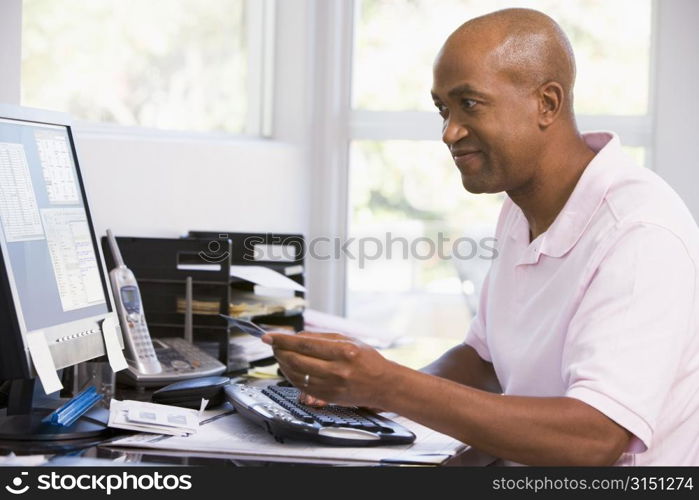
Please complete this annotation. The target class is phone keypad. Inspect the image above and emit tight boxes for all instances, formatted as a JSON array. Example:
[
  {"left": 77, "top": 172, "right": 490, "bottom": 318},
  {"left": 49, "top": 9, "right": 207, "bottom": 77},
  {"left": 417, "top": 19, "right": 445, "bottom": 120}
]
[
  {"left": 157, "top": 338, "right": 222, "bottom": 372},
  {"left": 128, "top": 319, "right": 158, "bottom": 361}
]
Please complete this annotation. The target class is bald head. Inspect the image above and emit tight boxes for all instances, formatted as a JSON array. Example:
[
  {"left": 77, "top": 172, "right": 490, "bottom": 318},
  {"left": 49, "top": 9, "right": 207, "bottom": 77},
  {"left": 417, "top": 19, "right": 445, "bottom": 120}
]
[
  {"left": 439, "top": 8, "right": 576, "bottom": 114},
  {"left": 431, "top": 9, "right": 587, "bottom": 196}
]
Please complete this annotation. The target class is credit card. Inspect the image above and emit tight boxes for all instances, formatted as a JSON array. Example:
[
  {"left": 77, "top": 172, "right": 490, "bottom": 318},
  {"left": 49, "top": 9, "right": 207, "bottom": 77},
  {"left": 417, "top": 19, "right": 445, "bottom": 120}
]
[{"left": 219, "top": 315, "right": 267, "bottom": 338}]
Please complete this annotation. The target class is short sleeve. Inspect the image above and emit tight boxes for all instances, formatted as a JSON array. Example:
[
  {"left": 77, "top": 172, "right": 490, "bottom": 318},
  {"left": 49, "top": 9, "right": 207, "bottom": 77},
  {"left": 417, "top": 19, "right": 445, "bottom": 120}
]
[{"left": 562, "top": 224, "right": 695, "bottom": 452}]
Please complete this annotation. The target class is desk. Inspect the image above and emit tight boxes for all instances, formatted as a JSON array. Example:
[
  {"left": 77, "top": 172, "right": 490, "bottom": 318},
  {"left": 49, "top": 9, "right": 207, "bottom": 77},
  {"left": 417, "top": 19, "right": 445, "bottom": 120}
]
[
  {"left": 90, "top": 440, "right": 495, "bottom": 467},
  {"left": 102, "top": 374, "right": 479, "bottom": 466},
  {"left": 0, "top": 403, "right": 493, "bottom": 467},
  {"left": 1, "top": 379, "right": 494, "bottom": 467},
  {"left": 1, "top": 336, "right": 495, "bottom": 467}
]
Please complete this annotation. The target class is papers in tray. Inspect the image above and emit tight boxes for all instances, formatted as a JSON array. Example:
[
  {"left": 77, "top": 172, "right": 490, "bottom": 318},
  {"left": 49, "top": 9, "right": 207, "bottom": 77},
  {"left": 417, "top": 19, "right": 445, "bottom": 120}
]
[
  {"left": 175, "top": 291, "right": 305, "bottom": 318},
  {"left": 105, "top": 407, "right": 467, "bottom": 466},
  {"left": 228, "top": 291, "right": 305, "bottom": 318},
  {"left": 229, "top": 265, "right": 305, "bottom": 292},
  {"left": 108, "top": 399, "right": 206, "bottom": 437}
]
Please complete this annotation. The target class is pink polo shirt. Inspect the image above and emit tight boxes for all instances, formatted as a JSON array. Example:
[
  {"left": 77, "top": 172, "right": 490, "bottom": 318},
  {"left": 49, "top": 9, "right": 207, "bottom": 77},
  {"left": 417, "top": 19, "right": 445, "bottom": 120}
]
[{"left": 465, "top": 132, "right": 699, "bottom": 466}]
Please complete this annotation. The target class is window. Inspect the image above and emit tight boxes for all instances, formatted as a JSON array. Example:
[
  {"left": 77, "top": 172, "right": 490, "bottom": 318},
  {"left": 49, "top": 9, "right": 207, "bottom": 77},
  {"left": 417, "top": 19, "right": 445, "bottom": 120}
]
[
  {"left": 353, "top": 0, "right": 652, "bottom": 115},
  {"left": 21, "top": 0, "right": 266, "bottom": 135},
  {"left": 348, "top": 140, "right": 502, "bottom": 340},
  {"left": 346, "top": 0, "right": 654, "bottom": 341}
]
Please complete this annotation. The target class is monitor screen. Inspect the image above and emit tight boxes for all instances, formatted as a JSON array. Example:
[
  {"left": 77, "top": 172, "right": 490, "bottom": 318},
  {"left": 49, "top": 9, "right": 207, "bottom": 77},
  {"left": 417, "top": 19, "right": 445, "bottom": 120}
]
[{"left": 0, "top": 117, "right": 109, "bottom": 333}]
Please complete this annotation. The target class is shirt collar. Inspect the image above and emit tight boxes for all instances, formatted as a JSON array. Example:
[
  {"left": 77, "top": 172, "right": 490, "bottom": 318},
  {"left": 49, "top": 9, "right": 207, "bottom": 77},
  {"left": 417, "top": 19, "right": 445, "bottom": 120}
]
[{"left": 511, "top": 131, "right": 629, "bottom": 262}]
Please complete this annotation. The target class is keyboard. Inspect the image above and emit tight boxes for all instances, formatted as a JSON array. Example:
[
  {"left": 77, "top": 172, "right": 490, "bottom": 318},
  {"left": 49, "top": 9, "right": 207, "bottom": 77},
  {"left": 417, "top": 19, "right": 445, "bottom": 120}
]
[{"left": 224, "top": 383, "right": 416, "bottom": 446}]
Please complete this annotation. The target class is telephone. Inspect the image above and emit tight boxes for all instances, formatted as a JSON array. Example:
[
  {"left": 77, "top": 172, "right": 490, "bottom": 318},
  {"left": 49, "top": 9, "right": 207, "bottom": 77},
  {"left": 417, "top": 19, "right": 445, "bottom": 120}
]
[{"left": 107, "top": 229, "right": 226, "bottom": 387}]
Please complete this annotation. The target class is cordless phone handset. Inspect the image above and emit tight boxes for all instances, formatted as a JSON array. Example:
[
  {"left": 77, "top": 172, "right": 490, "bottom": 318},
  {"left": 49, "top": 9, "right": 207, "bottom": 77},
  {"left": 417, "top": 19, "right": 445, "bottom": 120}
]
[{"left": 107, "top": 229, "right": 162, "bottom": 375}]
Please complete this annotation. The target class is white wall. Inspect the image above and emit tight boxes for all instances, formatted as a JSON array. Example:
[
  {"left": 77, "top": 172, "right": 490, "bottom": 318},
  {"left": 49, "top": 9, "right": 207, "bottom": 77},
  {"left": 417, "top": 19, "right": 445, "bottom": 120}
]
[
  {"left": 653, "top": 0, "right": 699, "bottom": 221},
  {"left": 75, "top": 132, "right": 310, "bottom": 240},
  {"left": 73, "top": 0, "right": 316, "bottom": 246}
]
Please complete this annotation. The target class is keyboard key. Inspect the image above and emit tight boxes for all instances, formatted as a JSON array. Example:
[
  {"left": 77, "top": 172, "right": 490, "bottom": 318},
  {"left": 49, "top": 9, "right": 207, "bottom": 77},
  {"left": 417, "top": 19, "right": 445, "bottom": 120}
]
[{"left": 262, "top": 386, "right": 386, "bottom": 429}]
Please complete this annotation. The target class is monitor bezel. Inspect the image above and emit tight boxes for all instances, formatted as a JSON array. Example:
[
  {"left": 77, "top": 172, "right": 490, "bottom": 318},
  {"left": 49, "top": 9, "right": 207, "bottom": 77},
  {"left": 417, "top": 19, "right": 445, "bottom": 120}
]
[{"left": 0, "top": 103, "right": 118, "bottom": 376}]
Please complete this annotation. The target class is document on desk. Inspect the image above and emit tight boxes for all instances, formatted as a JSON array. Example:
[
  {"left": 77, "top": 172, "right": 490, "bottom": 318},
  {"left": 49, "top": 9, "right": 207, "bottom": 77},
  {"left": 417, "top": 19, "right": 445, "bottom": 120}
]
[
  {"left": 108, "top": 399, "right": 204, "bottom": 437},
  {"left": 106, "top": 408, "right": 466, "bottom": 465}
]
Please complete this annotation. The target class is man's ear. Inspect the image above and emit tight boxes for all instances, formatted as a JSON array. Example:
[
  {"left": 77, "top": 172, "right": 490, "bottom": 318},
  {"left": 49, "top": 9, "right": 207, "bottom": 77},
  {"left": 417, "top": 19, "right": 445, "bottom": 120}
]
[{"left": 537, "top": 81, "right": 565, "bottom": 128}]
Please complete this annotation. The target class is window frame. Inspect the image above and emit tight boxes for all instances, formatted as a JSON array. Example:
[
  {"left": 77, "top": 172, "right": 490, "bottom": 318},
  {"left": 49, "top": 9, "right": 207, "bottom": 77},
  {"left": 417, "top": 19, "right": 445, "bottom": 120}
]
[
  {"left": 3, "top": 0, "right": 275, "bottom": 141},
  {"left": 350, "top": 111, "right": 655, "bottom": 148},
  {"left": 349, "top": 0, "right": 659, "bottom": 164},
  {"left": 309, "top": 0, "right": 662, "bottom": 315},
  {"left": 0, "top": 0, "right": 22, "bottom": 106}
]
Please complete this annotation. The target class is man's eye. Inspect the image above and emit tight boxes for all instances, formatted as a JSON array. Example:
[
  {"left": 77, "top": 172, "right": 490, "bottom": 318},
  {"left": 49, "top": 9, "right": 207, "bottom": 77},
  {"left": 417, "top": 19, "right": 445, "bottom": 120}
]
[
  {"left": 462, "top": 98, "right": 478, "bottom": 109},
  {"left": 435, "top": 104, "right": 448, "bottom": 118}
]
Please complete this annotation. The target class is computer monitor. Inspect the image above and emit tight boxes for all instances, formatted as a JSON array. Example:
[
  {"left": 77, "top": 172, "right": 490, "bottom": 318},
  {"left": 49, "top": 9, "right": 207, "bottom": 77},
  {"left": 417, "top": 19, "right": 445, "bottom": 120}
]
[{"left": 0, "top": 104, "right": 117, "bottom": 441}]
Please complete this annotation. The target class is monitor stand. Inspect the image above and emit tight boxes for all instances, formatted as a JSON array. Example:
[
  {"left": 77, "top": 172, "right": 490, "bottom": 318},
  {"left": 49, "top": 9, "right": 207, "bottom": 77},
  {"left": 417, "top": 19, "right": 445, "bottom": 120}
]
[{"left": 0, "top": 379, "right": 111, "bottom": 445}]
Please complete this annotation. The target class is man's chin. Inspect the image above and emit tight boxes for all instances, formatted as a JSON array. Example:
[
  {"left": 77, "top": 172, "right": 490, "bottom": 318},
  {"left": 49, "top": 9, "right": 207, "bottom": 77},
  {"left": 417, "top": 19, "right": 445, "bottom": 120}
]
[{"left": 461, "top": 175, "right": 492, "bottom": 194}]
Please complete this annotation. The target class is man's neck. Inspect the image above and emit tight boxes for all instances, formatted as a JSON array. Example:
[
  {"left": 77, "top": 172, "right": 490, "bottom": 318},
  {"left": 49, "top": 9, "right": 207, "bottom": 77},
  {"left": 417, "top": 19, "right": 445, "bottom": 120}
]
[{"left": 508, "top": 132, "right": 596, "bottom": 242}]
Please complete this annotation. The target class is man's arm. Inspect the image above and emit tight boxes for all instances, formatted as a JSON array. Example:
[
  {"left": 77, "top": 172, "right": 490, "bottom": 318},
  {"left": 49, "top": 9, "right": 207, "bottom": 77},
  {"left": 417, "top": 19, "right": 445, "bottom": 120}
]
[
  {"left": 420, "top": 343, "right": 501, "bottom": 394},
  {"left": 264, "top": 333, "right": 630, "bottom": 466},
  {"left": 387, "top": 363, "right": 631, "bottom": 466}
]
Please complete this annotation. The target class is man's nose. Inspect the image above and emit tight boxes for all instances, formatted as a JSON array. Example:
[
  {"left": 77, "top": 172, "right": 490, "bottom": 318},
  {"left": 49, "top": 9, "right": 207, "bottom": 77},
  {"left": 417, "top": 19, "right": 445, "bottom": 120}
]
[{"left": 442, "top": 116, "right": 469, "bottom": 146}]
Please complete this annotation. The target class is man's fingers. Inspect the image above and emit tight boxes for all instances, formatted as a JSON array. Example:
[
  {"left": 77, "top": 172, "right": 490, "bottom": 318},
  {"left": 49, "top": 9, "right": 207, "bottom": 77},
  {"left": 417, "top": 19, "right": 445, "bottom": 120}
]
[
  {"left": 274, "top": 350, "right": 334, "bottom": 385},
  {"left": 278, "top": 364, "right": 331, "bottom": 397},
  {"left": 263, "top": 333, "right": 358, "bottom": 361},
  {"left": 296, "top": 331, "right": 348, "bottom": 341},
  {"left": 299, "top": 392, "right": 328, "bottom": 407}
]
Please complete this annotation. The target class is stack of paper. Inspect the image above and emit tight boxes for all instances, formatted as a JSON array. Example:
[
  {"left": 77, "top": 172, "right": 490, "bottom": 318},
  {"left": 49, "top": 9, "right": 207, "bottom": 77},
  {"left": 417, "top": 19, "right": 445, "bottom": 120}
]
[
  {"left": 175, "top": 296, "right": 221, "bottom": 315},
  {"left": 175, "top": 292, "right": 306, "bottom": 318},
  {"left": 106, "top": 409, "right": 468, "bottom": 466},
  {"left": 228, "top": 291, "right": 305, "bottom": 318},
  {"left": 231, "top": 332, "right": 275, "bottom": 360},
  {"left": 195, "top": 334, "right": 275, "bottom": 372},
  {"left": 108, "top": 399, "right": 205, "bottom": 437}
]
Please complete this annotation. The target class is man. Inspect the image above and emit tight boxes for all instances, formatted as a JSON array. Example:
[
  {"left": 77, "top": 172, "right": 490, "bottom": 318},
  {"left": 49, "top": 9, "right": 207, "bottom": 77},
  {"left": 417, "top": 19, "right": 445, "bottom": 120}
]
[{"left": 262, "top": 8, "right": 699, "bottom": 465}]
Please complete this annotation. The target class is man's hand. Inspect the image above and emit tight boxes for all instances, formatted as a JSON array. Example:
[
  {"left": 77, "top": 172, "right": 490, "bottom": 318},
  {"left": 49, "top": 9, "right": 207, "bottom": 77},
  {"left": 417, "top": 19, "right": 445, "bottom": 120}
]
[{"left": 261, "top": 331, "right": 396, "bottom": 408}]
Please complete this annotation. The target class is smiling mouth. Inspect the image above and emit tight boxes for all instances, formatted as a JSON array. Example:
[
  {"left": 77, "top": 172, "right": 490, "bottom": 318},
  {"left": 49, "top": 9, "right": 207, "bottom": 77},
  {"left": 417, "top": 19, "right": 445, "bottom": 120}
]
[
  {"left": 452, "top": 150, "right": 482, "bottom": 168},
  {"left": 453, "top": 151, "right": 480, "bottom": 160}
]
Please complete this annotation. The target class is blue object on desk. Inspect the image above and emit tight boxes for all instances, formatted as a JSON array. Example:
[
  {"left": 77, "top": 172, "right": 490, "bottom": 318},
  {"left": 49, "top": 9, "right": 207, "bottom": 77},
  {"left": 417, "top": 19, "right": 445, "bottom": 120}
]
[{"left": 42, "top": 386, "right": 104, "bottom": 427}]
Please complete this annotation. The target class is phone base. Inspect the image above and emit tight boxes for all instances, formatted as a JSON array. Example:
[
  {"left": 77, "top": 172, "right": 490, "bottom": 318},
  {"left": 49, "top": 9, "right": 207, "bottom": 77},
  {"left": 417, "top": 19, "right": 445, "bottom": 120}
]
[{"left": 117, "top": 337, "right": 227, "bottom": 388}]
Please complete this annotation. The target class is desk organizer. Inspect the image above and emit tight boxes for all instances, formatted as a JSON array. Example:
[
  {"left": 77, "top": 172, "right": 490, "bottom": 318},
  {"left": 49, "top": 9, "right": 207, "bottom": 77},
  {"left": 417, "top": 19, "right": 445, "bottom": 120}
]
[{"left": 100, "top": 232, "right": 306, "bottom": 372}]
